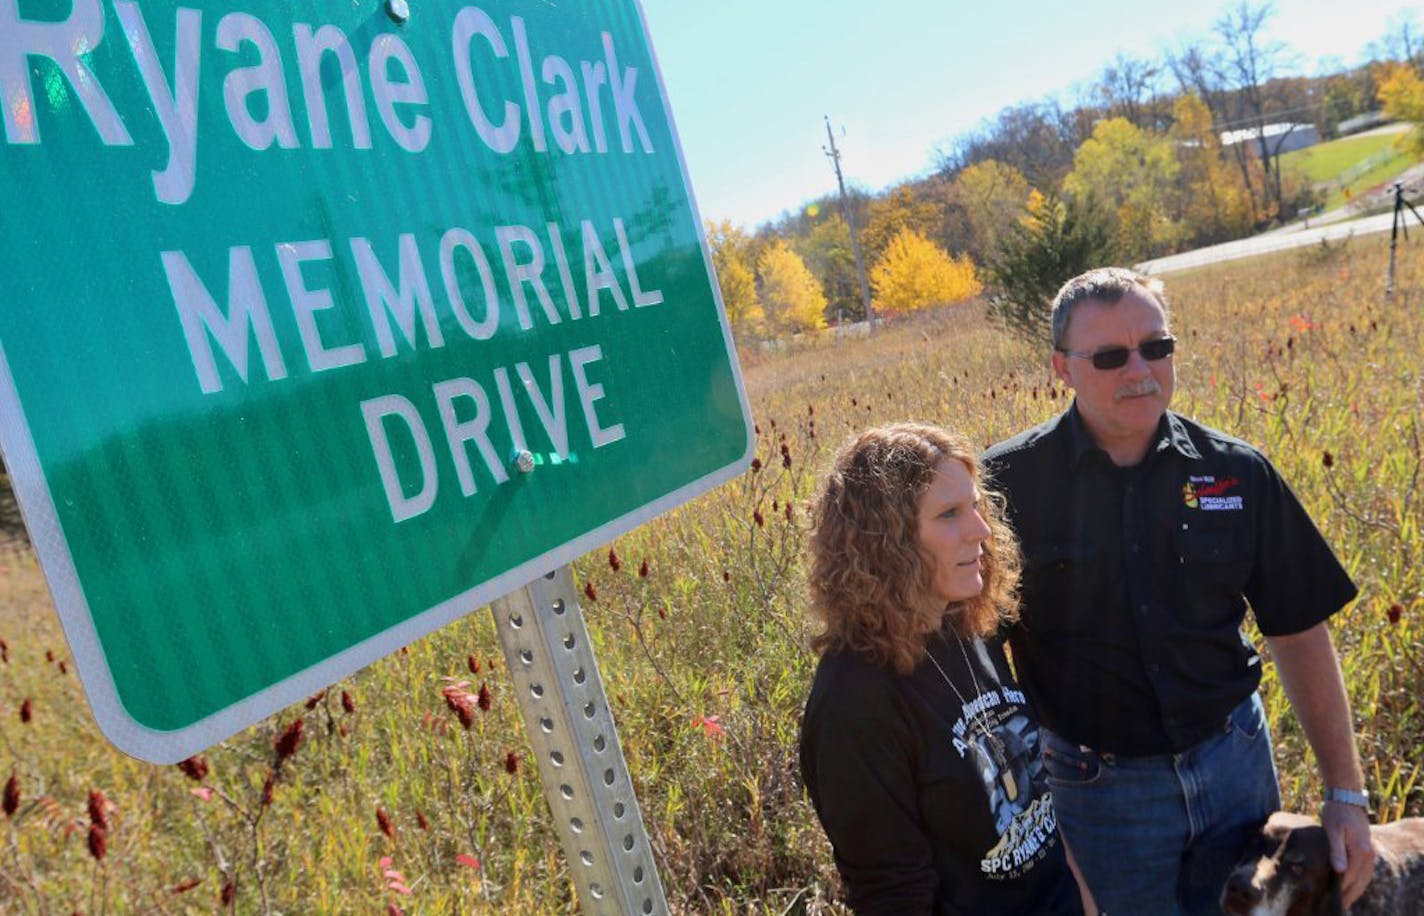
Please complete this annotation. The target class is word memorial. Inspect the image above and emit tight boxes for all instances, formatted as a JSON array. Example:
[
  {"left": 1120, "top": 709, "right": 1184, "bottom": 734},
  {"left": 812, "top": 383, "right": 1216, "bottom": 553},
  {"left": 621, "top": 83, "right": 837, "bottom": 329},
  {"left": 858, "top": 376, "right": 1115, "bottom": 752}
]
[{"left": 0, "top": 0, "right": 750, "bottom": 764}]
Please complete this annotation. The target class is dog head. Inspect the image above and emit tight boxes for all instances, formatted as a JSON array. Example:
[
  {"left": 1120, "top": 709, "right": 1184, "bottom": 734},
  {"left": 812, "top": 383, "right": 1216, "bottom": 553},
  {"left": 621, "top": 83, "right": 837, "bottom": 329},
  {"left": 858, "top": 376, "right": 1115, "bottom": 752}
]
[{"left": 1220, "top": 812, "right": 1342, "bottom": 916}]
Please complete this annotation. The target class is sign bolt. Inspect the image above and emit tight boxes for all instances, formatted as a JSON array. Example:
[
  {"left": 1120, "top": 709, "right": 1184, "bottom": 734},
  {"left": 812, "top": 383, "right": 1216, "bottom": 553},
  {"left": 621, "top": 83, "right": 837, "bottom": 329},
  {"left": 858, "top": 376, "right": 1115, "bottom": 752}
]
[
  {"left": 385, "top": 0, "right": 409, "bottom": 23},
  {"left": 515, "top": 450, "right": 535, "bottom": 474}
]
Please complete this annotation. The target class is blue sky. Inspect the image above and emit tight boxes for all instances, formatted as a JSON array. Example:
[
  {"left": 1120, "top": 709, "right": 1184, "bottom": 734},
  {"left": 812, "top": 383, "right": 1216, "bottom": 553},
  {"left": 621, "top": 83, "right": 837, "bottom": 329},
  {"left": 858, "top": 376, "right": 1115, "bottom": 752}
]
[{"left": 639, "top": 0, "right": 1418, "bottom": 229}]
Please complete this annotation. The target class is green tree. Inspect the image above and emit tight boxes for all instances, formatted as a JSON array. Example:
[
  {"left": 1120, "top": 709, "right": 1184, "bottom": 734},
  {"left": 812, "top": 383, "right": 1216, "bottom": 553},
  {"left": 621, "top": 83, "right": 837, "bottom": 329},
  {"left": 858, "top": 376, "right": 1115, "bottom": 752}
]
[
  {"left": 705, "top": 220, "right": 765, "bottom": 341},
  {"left": 1317, "top": 72, "right": 1368, "bottom": 139},
  {"left": 1064, "top": 117, "right": 1184, "bottom": 259},
  {"left": 758, "top": 241, "right": 827, "bottom": 334},
  {"left": 869, "top": 228, "right": 981, "bottom": 316},
  {"left": 792, "top": 214, "right": 862, "bottom": 322},
  {"left": 985, "top": 189, "right": 1117, "bottom": 345},
  {"left": 950, "top": 160, "right": 1032, "bottom": 260}
]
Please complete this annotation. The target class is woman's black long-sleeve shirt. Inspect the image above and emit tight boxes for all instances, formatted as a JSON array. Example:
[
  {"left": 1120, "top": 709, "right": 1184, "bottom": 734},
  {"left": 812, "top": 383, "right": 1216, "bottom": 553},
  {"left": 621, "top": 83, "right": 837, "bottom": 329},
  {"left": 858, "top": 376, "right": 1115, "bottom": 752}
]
[{"left": 799, "top": 630, "right": 1081, "bottom": 916}]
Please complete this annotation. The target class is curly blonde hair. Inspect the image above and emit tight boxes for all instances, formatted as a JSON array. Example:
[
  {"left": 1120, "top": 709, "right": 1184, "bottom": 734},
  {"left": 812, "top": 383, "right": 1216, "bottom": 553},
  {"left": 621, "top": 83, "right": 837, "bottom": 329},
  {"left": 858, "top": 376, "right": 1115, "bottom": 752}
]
[{"left": 808, "top": 423, "right": 1021, "bottom": 675}]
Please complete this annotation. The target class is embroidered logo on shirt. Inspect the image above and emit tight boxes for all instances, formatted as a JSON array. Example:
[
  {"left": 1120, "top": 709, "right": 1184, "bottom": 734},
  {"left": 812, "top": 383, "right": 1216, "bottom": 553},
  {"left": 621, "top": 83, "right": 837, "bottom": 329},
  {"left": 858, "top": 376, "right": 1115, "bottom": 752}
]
[{"left": 1183, "top": 475, "right": 1243, "bottom": 511}]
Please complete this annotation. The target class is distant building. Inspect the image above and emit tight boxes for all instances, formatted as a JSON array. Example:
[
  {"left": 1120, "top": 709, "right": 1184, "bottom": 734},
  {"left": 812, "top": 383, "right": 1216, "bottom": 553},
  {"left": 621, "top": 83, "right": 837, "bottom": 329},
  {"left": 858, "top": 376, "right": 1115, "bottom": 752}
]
[
  {"left": 1336, "top": 111, "right": 1387, "bottom": 136},
  {"left": 1218, "top": 122, "right": 1319, "bottom": 155}
]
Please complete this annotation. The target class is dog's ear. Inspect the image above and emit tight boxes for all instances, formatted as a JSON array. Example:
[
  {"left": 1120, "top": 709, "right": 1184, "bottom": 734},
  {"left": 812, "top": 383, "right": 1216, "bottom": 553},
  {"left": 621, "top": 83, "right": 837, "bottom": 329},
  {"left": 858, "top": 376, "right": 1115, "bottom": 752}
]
[{"left": 1315, "top": 866, "right": 1344, "bottom": 916}]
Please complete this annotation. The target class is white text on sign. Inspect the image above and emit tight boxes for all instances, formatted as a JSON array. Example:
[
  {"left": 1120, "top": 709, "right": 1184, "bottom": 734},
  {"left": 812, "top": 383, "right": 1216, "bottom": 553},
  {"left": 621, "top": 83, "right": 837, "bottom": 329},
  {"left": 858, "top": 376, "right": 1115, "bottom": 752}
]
[{"left": 0, "top": 1, "right": 655, "bottom": 205}]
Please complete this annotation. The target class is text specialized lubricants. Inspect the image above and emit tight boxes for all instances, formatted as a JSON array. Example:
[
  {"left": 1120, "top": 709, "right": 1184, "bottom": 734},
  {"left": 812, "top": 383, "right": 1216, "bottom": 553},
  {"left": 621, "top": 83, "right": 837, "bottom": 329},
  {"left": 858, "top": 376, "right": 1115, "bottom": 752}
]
[{"left": 2, "top": 1, "right": 667, "bottom": 524}]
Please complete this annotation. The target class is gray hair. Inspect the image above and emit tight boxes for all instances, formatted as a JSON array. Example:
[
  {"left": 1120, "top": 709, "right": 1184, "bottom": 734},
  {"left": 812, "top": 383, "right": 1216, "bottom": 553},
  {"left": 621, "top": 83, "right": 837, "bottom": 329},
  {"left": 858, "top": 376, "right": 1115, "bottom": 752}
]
[{"left": 1050, "top": 267, "right": 1169, "bottom": 350}]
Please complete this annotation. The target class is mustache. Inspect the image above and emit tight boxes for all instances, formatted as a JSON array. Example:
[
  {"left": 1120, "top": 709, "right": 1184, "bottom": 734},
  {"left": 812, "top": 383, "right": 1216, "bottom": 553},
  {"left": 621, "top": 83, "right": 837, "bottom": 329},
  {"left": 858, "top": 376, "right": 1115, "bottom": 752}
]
[{"left": 1115, "top": 379, "right": 1162, "bottom": 400}]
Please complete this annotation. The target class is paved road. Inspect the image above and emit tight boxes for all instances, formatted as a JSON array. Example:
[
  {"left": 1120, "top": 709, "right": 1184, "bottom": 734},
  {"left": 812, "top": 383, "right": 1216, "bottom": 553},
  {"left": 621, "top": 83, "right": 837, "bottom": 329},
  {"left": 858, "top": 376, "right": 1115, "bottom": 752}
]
[
  {"left": 1135, "top": 211, "right": 1399, "bottom": 275},
  {"left": 1138, "top": 141, "right": 1424, "bottom": 275}
]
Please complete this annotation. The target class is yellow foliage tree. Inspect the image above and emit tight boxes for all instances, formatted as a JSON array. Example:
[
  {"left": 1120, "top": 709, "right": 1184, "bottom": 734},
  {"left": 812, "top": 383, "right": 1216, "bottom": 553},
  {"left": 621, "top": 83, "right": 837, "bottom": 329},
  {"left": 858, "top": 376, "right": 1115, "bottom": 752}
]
[
  {"left": 1378, "top": 63, "right": 1424, "bottom": 155},
  {"left": 950, "top": 160, "right": 1032, "bottom": 256},
  {"left": 758, "top": 241, "right": 827, "bottom": 333},
  {"left": 1021, "top": 188, "right": 1048, "bottom": 227},
  {"left": 1064, "top": 117, "right": 1184, "bottom": 257},
  {"left": 869, "top": 228, "right": 981, "bottom": 316},
  {"left": 705, "top": 219, "right": 765, "bottom": 340},
  {"left": 862, "top": 184, "right": 941, "bottom": 267},
  {"left": 1169, "top": 95, "right": 1255, "bottom": 244}
]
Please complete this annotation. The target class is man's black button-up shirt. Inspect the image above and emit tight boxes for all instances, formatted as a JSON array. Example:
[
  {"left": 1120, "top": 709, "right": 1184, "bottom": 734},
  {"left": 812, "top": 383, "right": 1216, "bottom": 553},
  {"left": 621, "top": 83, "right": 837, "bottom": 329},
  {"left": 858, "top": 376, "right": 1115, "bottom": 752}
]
[{"left": 984, "top": 405, "right": 1357, "bottom": 756}]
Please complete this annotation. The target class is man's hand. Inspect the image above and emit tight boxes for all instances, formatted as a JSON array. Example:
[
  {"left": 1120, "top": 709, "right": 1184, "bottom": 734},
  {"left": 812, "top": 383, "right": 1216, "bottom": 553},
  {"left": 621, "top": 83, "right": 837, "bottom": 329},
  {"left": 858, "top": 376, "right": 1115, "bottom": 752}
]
[
  {"left": 1267, "top": 625, "right": 1375, "bottom": 905},
  {"left": 1322, "top": 800, "right": 1375, "bottom": 907}
]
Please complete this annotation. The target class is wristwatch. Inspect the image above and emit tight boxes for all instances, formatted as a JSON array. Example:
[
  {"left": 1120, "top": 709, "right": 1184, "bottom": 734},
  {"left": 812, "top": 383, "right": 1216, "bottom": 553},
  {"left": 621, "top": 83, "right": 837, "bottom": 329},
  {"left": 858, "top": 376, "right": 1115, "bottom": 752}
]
[{"left": 1323, "top": 787, "right": 1370, "bottom": 810}]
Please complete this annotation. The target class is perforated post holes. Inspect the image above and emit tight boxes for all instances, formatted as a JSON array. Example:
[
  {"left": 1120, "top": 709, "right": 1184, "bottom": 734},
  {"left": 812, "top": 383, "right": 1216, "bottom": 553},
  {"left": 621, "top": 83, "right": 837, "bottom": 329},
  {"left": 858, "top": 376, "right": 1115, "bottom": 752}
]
[{"left": 489, "top": 566, "right": 669, "bottom": 914}]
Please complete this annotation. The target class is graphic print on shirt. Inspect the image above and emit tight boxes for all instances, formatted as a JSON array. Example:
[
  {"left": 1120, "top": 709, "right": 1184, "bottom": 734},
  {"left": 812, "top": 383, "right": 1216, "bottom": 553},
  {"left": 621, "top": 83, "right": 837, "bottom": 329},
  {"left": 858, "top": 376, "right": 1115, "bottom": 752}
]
[
  {"left": 950, "top": 687, "right": 1059, "bottom": 880},
  {"left": 1182, "top": 475, "right": 1244, "bottom": 511}
]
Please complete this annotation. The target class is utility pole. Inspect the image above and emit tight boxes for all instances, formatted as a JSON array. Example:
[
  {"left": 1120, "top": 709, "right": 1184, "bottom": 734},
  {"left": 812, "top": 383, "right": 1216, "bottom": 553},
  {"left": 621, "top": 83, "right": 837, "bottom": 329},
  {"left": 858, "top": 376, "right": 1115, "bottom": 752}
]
[{"left": 823, "top": 116, "right": 875, "bottom": 327}]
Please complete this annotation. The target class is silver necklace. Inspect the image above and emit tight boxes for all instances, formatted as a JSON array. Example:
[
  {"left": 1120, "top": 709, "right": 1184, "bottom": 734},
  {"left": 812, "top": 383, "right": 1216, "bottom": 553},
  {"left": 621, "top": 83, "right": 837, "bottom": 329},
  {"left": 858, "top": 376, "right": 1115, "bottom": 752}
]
[{"left": 925, "top": 631, "right": 1021, "bottom": 802}]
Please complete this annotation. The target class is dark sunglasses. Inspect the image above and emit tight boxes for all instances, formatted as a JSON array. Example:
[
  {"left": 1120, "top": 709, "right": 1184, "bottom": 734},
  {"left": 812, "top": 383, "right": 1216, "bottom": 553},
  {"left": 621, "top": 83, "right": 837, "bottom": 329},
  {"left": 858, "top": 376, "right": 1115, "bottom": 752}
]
[{"left": 1057, "top": 336, "right": 1176, "bottom": 370}]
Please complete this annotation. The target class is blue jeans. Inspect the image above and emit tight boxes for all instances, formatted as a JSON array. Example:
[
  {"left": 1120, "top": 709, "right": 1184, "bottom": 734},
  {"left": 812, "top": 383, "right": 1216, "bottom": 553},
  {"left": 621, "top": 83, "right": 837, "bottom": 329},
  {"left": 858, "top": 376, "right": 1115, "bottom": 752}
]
[{"left": 1041, "top": 694, "right": 1281, "bottom": 916}]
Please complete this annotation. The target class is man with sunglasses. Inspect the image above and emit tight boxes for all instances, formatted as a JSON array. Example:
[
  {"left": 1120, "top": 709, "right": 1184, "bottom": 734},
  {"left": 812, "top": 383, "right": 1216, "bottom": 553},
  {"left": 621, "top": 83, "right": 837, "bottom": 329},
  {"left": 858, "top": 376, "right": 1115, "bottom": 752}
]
[{"left": 983, "top": 267, "right": 1373, "bottom": 915}]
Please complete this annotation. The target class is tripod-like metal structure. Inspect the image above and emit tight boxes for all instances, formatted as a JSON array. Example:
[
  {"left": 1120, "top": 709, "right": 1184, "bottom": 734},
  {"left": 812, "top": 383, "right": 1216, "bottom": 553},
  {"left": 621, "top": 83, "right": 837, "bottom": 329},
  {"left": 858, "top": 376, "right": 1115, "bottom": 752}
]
[{"left": 1386, "top": 182, "right": 1424, "bottom": 299}]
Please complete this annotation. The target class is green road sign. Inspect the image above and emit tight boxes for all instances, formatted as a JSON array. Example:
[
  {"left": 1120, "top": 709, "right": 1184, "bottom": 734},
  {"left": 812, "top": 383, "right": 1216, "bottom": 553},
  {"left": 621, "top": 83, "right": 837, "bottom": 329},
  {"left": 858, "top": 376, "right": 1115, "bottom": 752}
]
[{"left": 0, "top": 0, "right": 751, "bottom": 763}]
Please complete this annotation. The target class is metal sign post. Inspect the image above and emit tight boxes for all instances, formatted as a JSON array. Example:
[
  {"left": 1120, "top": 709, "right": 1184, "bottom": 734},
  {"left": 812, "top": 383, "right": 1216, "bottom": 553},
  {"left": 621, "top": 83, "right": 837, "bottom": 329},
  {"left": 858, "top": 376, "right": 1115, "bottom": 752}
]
[{"left": 492, "top": 566, "right": 667, "bottom": 914}]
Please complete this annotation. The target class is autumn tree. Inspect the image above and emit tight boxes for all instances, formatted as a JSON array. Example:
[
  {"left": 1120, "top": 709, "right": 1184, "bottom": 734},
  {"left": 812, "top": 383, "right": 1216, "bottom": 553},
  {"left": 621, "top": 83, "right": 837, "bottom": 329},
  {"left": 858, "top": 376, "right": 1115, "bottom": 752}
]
[
  {"left": 861, "top": 184, "right": 941, "bottom": 268},
  {"left": 793, "top": 213, "right": 863, "bottom": 322},
  {"left": 903, "top": 177, "right": 976, "bottom": 266},
  {"left": 950, "top": 160, "right": 1032, "bottom": 259},
  {"left": 869, "top": 228, "right": 981, "bottom": 317},
  {"left": 1214, "top": 0, "right": 1298, "bottom": 218},
  {"left": 705, "top": 220, "right": 765, "bottom": 341},
  {"left": 766, "top": 191, "right": 870, "bottom": 245},
  {"left": 1094, "top": 52, "right": 1168, "bottom": 130},
  {"left": 986, "top": 189, "right": 1117, "bottom": 345},
  {"left": 1316, "top": 69, "right": 1374, "bottom": 139},
  {"left": 1170, "top": 94, "right": 1255, "bottom": 244},
  {"left": 938, "top": 101, "right": 1082, "bottom": 189},
  {"left": 1379, "top": 62, "right": 1424, "bottom": 155},
  {"left": 1166, "top": 40, "right": 1230, "bottom": 124},
  {"left": 1063, "top": 117, "right": 1183, "bottom": 258},
  {"left": 758, "top": 241, "right": 827, "bottom": 334}
]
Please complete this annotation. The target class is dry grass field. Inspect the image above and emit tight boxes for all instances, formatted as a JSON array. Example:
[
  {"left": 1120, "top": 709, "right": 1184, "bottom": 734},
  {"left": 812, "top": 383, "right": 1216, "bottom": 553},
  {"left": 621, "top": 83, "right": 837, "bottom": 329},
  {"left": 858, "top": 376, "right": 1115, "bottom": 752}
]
[{"left": 1, "top": 237, "right": 1420, "bottom": 913}]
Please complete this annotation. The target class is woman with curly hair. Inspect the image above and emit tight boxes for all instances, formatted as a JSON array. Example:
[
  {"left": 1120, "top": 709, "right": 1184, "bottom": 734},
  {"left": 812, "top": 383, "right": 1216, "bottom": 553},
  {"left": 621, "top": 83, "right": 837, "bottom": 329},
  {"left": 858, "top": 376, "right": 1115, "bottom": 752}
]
[{"left": 799, "top": 423, "right": 1087, "bottom": 915}]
